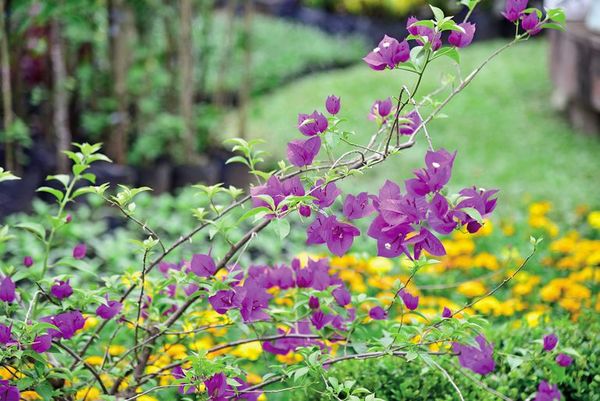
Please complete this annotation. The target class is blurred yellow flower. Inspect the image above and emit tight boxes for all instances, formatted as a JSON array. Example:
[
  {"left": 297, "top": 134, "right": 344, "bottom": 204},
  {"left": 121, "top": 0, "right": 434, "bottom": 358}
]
[
  {"left": 84, "top": 356, "right": 103, "bottom": 366},
  {"left": 588, "top": 211, "right": 600, "bottom": 229},
  {"left": 457, "top": 281, "right": 487, "bottom": 297},
  {"left": 20, "top": 391, "right": 42, "bottom": 400},
  {"left": 75, "top": 387, "right": 101, "bottom": 401},
  {"left": 231, "top": 341, "right": 263, "bottom": 361},
  {"left": 367, "top": 257, "right": 393, "bottom": 275}
]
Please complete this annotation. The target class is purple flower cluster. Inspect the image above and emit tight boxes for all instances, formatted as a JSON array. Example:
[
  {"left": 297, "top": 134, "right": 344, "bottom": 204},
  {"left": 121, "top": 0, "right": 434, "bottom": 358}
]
[
  {"left": 0, "top": 276, "right": 15, "bottom": 303},
  {"left": 0, "top": 380, "right": 19, "bottom": 401},
  {"left": 171, "top": 370, "right": 262, "bottom": 401},
  {"left": 535, "top": 380, "right": 561, "bottom": 401},
  {"left": 251, "top": 176, "right": 306, "bottom": 217},
  {"left": 363, "top": 16, "right": 477, "bottom": 72},
  {"left": 368, "top": 149, "right": 497, "bottom": 260},
  {"left": 40, "top": 310, "right": 86, "bottom": 340},
  {"left": 208, "top": 257, "right": 356, "bottom": 337},
  {"left": 502, "top": 0, "right": 543, "bottom": 35},
  {"left": 452, "top": 334, "right": 495, "bottom": 375}
]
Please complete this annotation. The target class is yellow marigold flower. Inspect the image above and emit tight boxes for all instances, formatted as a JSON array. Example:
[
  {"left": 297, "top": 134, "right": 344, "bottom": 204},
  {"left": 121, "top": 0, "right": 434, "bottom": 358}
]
[
  {"left": 165, "top": 344, "right": 187, "bottom": 360},
  {"left": 339, "top": 270, "right": 367, "bottom": 293},
  {"left": 565, "top": 283, "right": 591, "bottom": 299},
  {"left": 559, "top": 298, "right": 581, "bottom": 313},
  {"left": 84, "top": 316, "right": 99, "bottom": 331},
  {"left": 108, "top": 345, "right": 126, "bottom": 356},
  {"left": 473, "top": 252, "right": 500, "bottom": 270},
  {"left": 588, "top": 211, "right": 600, "bottom": 229},
  {"left": 137, "top": 396, "right": 159, "bottom": 401},
  {"left": 84, "top": 356, "right": 103, "bottom": 366},
  {"left": 540, "top": 278, "right": 568, "bottom": 302},
  {"left": 457, "top": 281, "right": 487, "bottom": 297},
  {"left": 331, "top": 255, "right": 357, "bottom": 269},
  {"left": 367, "top": 257, "right": 393, "bottom": 275},
  {"left": 75, "top": 387, "right": 101, "bottom": 401},
  {"left": 276, "top": 352, "right": 303, "bottom": 364},
  {"left": 231, "top": 341, "right": 263, "bottom": 361},
  {"left": 258, "top": 394, "right": 267, "bottom": 401},
  {"left": 20, "top": 391, "right": 42, "bottom": 400},
  {"left": 529, "top": 201, "right": 552, "bottom": 216},
  {"left": 473, "top": 296, "right": 502, "bottom": 316},
  {"left": 0, "top": 366, "right": 23, "bottom": 380},
  {"left": 525, "top": 311, "right": 543, "bottom": 327},
  {"left": 550, "top": 231, "right": 579, "bottom": 253}
]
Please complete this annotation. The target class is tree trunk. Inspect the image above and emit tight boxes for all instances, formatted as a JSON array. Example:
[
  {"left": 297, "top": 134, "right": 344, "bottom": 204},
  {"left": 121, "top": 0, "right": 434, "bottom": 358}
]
[
  {"left": 50, "top": 19, "right": 71, "bottom": 173},
  {"left": 238, "top": 0, "right": 253, "bottom": 139},
  {"left": 0, "top": 0, "right": 14, "bottom": 170},
  {"left": 107, "top": 0, "right": 133, "bottom": 165},
  {"left": 179, "top": 0, "right": 195, "bottom": 163},
  {"left": 214, "top": 0, "right": 238, "bottom": 109}
]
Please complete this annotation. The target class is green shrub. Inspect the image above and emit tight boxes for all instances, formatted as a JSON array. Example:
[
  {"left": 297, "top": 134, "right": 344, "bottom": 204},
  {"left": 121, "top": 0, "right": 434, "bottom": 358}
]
[{"left": 292, "top": 312, "right": 600, "bottom": 401}]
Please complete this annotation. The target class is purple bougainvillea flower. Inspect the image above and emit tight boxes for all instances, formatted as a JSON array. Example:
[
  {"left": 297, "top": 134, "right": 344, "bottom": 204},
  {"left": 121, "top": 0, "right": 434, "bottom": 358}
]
[
  {"left": 556, "top": 353, "right": 573, "bottom": 367},
  {"left": 235, "top": 280, "right": 272, "bottom": 323},
  {"left": 448, "top": 22, "right": 476, "bottom": 48},
  {"left": 502, "top": 0, "right": 528, "bottom": 22},
  {"left": 367, "top": 216, "right": 412, "bottom": 259},
  {"left": 205, "top": 373, "right": 234, "bottom": 401},
  {"left": 308, "top": 258, "right": 333, "bottom": 291},
  {"left": 23, "top": 256, "right": 33, "bottom": 267},
  {"left": 287, "top": 136, "right": 322, "bottom": 168},
  {"left": 50, "top": 280, "right": 73, "bottom": 300},
  {"left": 308, "top": 296, "right": 320, "bottom": 309},
  {"left": 209, "top": 289, "right": 237, "bottom": 314},
  {"left": 332, "top": 286, "right": 351, "bottom": 307},
  {"left": 398, "top": 110, "right": 422, "bottom": 136},
  {"left": 534, "top": 381, "right": 561, "bottom": 401},
  {"left": 325, "top": 95, "right": 341, "bottom": 115},
  {"left": 0, "top": 324, "right": 12, "bottom": 344},
  {"left": 321, "top": 216, "right": 360, "bottom": 256},
  {"left": 306, "top": 213, "right": 327, "bottom": 246},
  {"left": 363, "top": 35, "right": 410, "bottom": 70},
  {"left": 251, "top": 176, "right": 306, "bottom": 218},
  {"left": 378, "top": 193, "right": 428, "bottom": 227},
  {"left": 452, "top": 334, "right": 495, "bottom": 375},
  {"left": 442, "top": 307, "right": 452, "bottom": 318},
  {"left": 369, "top": 98, "right": 393, "bottom": 119},
  {"left": 298, "top": 111, "right": 328, "bottom": 136},
  {"left": 543, "top": 333, "right": 558, "bottom": 352},
  {"left": 369, "top": 306, "right": 388, "bottom": 320},
  {"left": 405, "top": 149, "right": 456, "bottom": 197},
  {"left": 399, "top": 290, "right": 419, "bottom": 310},
  {"left": 96, "top": 298, "right": 123, "bottom": 320},
  {"left": 428, "top": 193, "right": 458, "bottom": 235},
  {"left": 343, "top": 192, "right": 375, "bottom": 220},
  {"left": 407, "top": 16, "right": 442, "bottom": 50},
  {"left": 72, "top": 243, "right": 87, "bottom": 259},
  {"left": 0, "top": 380, "right": 20, "bottom": 401},
  {"left": 0, "top": 277, "right": 15, "bottom": 303},
  {"left": 310, "top": 310, "right": 334, "bottom": 330},
  {"left": 190, "top": 253, "right": 216, "bottom": 278},
  {"left": 264, "top": 265, "right": 295, "bottom": 290},
  {"left": 311, "top": 180, "right": 341, "bottom": 209},
  {"left": 31, "top": 334, "right": 52, "bottom": 353},
  {"left": 406, "top": 227, "right": 446, "bottom": 259},
  {"left": 454, "top": 187, "right": 499, "bottom": 233},
  {"left": 43, "top": 310, "right": 86, "bottom": 339},
  {"left": 521, "top": 12, "right": 542, "bottom": 35}
]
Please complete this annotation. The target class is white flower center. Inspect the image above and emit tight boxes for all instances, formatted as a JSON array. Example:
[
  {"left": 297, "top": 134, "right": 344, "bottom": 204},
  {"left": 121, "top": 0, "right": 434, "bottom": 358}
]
[
  {"left": 432, "top": 162, "right": 441, "bottom": 168},
  {"left": 373, "top": 47, "right": 381, "bottom": 53},
  {"left": 382, "top": 42, "right": 391, "bottom": 48}
]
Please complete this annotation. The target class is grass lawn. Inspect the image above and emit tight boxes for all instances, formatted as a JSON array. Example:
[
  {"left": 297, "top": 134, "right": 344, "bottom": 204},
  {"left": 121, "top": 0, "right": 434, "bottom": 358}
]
[{"left": 223, "top": 39, "right": 600, "bottom": 216}]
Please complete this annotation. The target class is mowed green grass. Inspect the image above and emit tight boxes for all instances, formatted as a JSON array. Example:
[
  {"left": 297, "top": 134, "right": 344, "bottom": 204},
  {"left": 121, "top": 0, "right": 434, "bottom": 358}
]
[{"left": 223, "top": 39, "right": 600, "bottom": 216}]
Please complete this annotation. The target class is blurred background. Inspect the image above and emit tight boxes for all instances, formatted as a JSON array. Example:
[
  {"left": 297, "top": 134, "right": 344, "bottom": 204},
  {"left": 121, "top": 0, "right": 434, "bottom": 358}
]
[{"left": 0, "top": 0, "right": 598, "bottom": 217}]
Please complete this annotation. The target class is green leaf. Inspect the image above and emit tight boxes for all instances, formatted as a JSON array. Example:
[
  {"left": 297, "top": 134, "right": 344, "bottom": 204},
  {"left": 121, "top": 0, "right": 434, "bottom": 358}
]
[
  {"left": 15, "top": 222, "right": 46, "bottom": 240},
  {"left": 543, "top": 23, "right": 566, "bottom": 32},
  {"left": 237, "top": 207, "right": 271, "bottom": 224},
  {"left": 46, "top": 174, "right": 70, "bottom": 187},
  {"left": 0, "top": 168, "right": 20, "bottom": 182},
  {"left": 429, "top": 5, "right": 444, "bottom": 22},
  {"left": 37, "top": 186, "right": 64, "bottom": 202},
  {"left": 548, "top": 8, "right": 566, "bottom": 24},
  {"left": 460, "top": 207, "right": 483, "bottom": 223},
  {"left": 274, "top": 218, "right": 291, "bottom": 240}
]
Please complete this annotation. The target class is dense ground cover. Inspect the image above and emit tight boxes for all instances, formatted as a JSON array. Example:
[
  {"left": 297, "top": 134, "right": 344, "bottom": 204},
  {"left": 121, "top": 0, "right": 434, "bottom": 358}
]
[{"left": 224, "top": 39, "right": 600, "bottom": 214}]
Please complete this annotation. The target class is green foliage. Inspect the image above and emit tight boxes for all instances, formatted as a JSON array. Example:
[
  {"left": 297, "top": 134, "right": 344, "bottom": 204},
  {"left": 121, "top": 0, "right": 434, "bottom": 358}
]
[{"left": 290, "top": 312, "right": 600, "bottom": 401}]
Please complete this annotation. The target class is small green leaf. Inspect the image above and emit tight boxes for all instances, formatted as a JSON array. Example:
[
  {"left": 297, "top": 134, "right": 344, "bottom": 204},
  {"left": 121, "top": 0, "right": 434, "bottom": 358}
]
[
  {"left": 15, "top": 222, "right": 46, "bottom": 240},
  {"left": 37, "top": 186, "right": 64, "bottom": 202}
]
